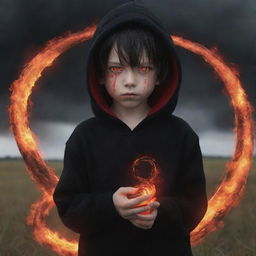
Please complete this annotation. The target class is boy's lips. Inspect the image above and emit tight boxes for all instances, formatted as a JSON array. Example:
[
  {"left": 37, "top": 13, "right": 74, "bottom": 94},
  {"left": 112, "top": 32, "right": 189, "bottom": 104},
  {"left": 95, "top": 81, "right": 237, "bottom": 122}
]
[
  {"left": 122, "top": 93, "right": 138, "bottom": 96},
  {"left": 121, "top": 93, "right": 138, "bottom": 98}
]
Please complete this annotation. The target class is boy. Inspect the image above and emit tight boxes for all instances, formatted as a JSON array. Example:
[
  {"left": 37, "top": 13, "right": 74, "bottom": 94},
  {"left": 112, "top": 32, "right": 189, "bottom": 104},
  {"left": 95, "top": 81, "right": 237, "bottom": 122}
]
[{"left": 53, "top": 2, "right": 208, "bottom": 256}]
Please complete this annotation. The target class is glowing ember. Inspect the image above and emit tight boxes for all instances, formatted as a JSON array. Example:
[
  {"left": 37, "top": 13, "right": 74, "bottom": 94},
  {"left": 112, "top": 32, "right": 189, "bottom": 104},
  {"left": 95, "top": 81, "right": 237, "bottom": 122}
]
[
  {"left": 127, "top": 155, "right": 159, "bottom": 215},
  {"left": 8, "top": 22, "right": 255, "bottom": 255}
]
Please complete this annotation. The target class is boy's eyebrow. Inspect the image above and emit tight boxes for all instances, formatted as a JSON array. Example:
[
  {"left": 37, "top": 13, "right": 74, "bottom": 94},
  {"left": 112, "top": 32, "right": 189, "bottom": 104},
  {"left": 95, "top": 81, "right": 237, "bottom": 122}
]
[
  {"left": 108, "top": 62, "right": 122, "bottom": 65},
  {"left": 108, "top": 61, "right": 153, "bottom": 65}
]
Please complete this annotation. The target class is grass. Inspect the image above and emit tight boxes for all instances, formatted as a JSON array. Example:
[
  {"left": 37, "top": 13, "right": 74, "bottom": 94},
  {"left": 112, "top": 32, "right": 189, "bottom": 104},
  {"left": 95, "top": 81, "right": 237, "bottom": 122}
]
[{"left": 0, "top": 157, "right": 255, "bottom": 256}]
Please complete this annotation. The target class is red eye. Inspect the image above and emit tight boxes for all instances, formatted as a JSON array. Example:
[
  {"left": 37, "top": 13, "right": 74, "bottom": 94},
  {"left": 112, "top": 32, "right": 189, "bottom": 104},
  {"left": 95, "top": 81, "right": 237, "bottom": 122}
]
[
  {"left": 138, "top": 66, "right": 151, "bottom": 73},
  {"left": 109, "top": 67, "right": 123, "bottom": 73}
]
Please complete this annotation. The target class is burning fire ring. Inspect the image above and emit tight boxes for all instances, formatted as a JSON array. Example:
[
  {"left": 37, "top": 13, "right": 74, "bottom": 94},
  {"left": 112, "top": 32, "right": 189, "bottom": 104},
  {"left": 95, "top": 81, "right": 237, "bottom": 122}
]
[
  {"left": 8, "top": 23, "right": 255, "bottom": 255},
  {"left": 131, "top": 155, "right": 159, "bottom": 183}
]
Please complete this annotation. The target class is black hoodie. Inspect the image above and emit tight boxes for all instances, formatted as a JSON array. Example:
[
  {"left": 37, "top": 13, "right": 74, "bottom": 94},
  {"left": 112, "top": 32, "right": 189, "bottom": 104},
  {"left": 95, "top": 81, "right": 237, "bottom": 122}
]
[{"left": 53, "top": 2, "right": 208, "bottom": 256}]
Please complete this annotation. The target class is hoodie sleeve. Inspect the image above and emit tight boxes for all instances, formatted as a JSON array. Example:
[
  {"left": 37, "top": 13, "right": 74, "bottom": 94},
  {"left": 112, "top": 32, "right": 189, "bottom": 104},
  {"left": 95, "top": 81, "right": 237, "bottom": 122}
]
[
  {"left": 153, "top": 132, "right": 208, "bottom": 236},
  {"left": 53, "top": 141, "right": 122, "bottom": 236}
]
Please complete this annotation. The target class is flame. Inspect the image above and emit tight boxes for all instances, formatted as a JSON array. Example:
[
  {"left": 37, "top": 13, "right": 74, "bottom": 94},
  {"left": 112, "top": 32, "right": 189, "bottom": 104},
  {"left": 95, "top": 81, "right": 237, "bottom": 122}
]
[
  {"left": 173, "top": 36, "right": 255, "bottom": 245},
  {"left": 127, "top": 155, "right": 159, "bottom": 215},
  {"left": 8, "top": 22, "right": 97, "bottom": 256},
  {"left": 8, "top": 22, "right": 255, "bottom": 255}
]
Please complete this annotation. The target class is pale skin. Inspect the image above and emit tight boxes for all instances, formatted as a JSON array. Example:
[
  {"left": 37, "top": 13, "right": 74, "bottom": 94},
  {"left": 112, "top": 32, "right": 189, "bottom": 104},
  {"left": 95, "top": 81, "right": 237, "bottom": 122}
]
[
  {"left": 113, "top": 187, "right": 160, "bottom": 230},
  {"left": 99, "top": 43, "right": 161, "bottom": 229}
]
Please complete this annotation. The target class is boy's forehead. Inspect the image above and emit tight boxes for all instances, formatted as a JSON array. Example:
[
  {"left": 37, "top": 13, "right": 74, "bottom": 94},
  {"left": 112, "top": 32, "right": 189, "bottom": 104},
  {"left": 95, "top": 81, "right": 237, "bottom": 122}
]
[{"left": 108, "top": 45, "right": 151, "bottom": 65}]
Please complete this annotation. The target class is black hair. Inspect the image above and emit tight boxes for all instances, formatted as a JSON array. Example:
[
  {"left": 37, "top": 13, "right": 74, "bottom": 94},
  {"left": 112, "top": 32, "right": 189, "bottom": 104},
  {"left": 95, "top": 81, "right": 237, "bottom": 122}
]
[{"left": 92, "top": 22, "right": 172, "bottom": 85}]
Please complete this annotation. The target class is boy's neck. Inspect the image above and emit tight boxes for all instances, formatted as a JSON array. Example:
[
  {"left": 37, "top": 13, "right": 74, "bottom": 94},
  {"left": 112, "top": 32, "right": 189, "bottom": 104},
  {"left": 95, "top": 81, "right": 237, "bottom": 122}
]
[{"left": 110, "top": 101, "right": 151, "bottom": 126}]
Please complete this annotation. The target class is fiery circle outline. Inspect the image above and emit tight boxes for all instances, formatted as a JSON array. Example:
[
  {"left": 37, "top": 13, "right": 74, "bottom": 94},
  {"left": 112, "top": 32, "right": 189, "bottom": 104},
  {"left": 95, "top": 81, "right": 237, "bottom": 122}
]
[
  {"left": 131, "top": 155, "right": 159, "bottom": 183},
  {"left": 8, "top": 23, "right": 255, "bottom": 255}
]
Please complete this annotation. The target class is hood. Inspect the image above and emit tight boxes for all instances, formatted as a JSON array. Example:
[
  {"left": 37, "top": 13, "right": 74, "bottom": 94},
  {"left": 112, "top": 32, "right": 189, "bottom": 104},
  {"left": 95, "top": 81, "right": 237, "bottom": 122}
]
[{"left": 85, "top": 1, "right": 182, "bottom": 125}]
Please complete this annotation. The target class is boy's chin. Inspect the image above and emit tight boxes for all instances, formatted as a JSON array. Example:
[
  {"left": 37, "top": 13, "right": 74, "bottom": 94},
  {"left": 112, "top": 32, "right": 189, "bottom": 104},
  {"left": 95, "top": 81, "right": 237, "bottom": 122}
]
[{"left": 116, "top": 101, "right": 144, "bottom": 109}]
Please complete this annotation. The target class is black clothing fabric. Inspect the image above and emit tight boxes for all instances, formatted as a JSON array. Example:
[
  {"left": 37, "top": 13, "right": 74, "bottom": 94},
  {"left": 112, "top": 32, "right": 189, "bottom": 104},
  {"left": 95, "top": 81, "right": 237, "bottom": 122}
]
[{"left": 53, "top": 2, "right": 208, "bottom": 256}]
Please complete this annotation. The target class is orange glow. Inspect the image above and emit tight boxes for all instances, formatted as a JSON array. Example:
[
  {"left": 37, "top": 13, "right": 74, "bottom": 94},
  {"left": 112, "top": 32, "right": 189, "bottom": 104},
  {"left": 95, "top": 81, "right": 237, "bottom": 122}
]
[
  {"left": 8, "top": 22, "right": 255, "bottom": 255},
  {"left": 173, "top": 36, "right": 255, "bottom": 245},
  {"left": 127, "top": 155, "right": 159, "bottom": 215}
]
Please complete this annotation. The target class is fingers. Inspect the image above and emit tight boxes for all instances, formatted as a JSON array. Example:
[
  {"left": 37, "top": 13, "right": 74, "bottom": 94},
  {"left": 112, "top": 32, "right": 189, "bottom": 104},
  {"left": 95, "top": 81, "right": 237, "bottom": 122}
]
[
  {"left": 118, "top": 187, "right": 153, "bottom": 209},
  {"left": 136, "top": 208, "right": 158, "bottom": 221},
  {"left": 130, "top": 207, "right": 159, "bottom": 229},
  {"left": 120, "top": 187, "right": 139, "bottom": 195},
  {"left": 125, "top": 197, "right": 160, "bottom": 217},
  {"left": 128, "top": 198, "right": 160, "bottom": 229},
  {"left": 126, "top": 201, "right": 160, "bottom": 220},
  {"left": 124, "top": 204, "right": 151, "bottom": 219},
  {"left": 149, "top": 201, "right": 160, "bottom": 208},
  {"left": 118, "top": 187, "right": 150, "bottom": 203},
  {"left": 125, "top": 194, "right": 152, "bottom": 209},
  {"left": 115, "top": 187, "right": 160, "bottom": 224}
]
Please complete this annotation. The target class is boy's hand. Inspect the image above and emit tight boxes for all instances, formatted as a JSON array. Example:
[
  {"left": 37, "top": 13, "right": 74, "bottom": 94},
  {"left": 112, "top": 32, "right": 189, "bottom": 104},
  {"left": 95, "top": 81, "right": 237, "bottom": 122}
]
[
  {"left": 112, "top": 187, "right": 160, "bottom": 229},
  {"left": 113, "top": 187, "right": 152, "bottom": 220},
  {"left": 129, "top": 201, "right": 160, "bottom": 230}
]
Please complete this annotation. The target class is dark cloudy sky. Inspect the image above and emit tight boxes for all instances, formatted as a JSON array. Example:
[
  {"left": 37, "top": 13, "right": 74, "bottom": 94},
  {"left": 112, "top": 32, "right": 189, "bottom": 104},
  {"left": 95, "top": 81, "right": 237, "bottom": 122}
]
[{"left": 0, "top": 0, "right": 255, "bottom": 159}]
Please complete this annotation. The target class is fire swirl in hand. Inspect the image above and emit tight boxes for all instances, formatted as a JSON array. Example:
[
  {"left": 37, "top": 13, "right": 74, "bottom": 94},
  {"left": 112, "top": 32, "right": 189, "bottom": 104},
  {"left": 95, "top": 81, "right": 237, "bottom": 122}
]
[
  {"left": 8, "top": 22, "right": 255, "bottom": 255},
  {"left": 127, "top": 155, "right": 160, "bottom": 215}
]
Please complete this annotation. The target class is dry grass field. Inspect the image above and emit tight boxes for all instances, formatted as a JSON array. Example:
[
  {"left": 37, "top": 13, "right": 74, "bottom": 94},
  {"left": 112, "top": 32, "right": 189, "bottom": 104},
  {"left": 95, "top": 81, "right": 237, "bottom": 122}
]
[{"left": 0, "top": 157, "right": 255, "bottom": 256}]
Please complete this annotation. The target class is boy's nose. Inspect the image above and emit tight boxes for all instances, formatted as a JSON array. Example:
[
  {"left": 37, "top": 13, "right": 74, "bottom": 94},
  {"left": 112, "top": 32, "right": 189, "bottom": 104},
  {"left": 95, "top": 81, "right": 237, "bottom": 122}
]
[{"left": 124, "top": 70, "right": 137, "bottom": 88}]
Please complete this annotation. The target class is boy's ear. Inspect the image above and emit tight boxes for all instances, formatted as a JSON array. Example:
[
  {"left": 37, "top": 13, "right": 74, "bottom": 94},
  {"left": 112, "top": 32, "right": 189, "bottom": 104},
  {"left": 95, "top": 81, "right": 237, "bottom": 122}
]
[{"left": 155, "top": 79, "right": 160, "bottom": 85}]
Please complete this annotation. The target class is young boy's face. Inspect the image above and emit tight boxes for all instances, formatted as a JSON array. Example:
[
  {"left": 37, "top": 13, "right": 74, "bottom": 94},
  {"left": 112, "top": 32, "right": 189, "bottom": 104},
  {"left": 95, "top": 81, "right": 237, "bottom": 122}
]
[{"left": 99, "top": 43, "right": 159, "bottom": 110}]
